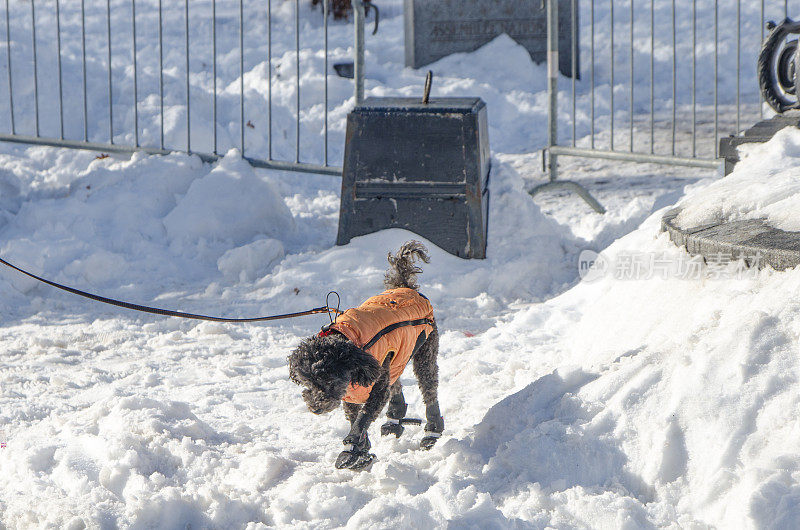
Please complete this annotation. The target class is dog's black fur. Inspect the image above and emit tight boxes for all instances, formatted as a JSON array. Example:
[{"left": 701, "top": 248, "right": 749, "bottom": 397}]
[{"left": 288, "top": 241, "right": 443, "bottom": 469}]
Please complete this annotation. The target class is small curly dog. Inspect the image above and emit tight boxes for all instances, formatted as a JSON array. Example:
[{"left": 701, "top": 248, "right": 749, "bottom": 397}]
[{"left": 288, "top": 241, "right": 444, "bottom": 470}]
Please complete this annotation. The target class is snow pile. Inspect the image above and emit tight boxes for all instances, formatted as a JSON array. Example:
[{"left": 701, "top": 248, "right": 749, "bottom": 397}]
[
  {"left": 535, "top": 213, "right": 800, "bottom": 528},
  {"left": 9, "top": 393, "right": 269, "bottom": 528},
  {"left": 676, "top": 126, "right": 800, "bottom": 231},
  {"left": 164, "top": 150, "right": 294, "bottom": 253},
  {"left": 0, "top": 149, "right": 298, "bottom": 315},
  {"left": 217, "top": 238, "right": 285, "bottom": 283}
]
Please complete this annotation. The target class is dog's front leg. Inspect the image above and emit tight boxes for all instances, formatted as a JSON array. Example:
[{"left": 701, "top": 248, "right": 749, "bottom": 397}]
[
  {"left": 335, "top": 359, "right": 392, "bottom": 470},
  {"left": 343, "top": 401, "right": 361, "bottom": 425}
]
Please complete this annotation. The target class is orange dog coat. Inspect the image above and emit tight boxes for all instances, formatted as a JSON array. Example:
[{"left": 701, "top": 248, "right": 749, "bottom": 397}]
[{"left": 329, "top": 288, "right": 435, "bottom": 404}]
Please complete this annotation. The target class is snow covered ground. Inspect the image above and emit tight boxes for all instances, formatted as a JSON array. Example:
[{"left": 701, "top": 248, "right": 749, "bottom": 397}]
[{"left": 0, "top": 0, "right": 797, "bottom": 528}]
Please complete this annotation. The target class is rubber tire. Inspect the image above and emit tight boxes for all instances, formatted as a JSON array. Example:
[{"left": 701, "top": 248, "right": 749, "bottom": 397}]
[{"left": 758, "top": 19, "right": 800, "bottom": 113}]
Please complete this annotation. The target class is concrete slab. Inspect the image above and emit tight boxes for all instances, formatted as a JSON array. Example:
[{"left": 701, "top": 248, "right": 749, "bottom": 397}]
[{"left": 661, "top": 208, "right": 800, "bottom": 271}]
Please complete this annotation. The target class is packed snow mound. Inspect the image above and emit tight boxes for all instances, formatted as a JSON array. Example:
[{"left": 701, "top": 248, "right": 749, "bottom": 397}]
[
  {"left": 7, "top": 393, "right": 268, "bottom": 528},
  {"left": 164, "top": 150, "right": 295, "bottom": 252},
  {"left": 217, "top": 238, "right": 285, "bottom": 283},
  {"left": 676, "top": 126, "right": 800, "bottom": 231},
  {"left": 0, "top": 150, "right": 299, "bottom": 319},
  {"left": 391, "top": 203, "right": 800, "bottom": 527},
  {"left": 536, "top": 211, "right": 800, "bottom": 528},
  {"left": 0, "top": 151, "right": 206, "bottom": 302},
  {"left": 0, "top": 167, "right": 21, "bottom": 229}
]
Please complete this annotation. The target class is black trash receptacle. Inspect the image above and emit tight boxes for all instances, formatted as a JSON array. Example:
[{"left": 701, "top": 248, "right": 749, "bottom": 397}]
[{"left": 336, "top": 97, "right": 490, "bottom": 259}]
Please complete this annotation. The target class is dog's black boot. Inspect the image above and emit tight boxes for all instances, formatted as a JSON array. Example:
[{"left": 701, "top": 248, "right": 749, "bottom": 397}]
[
  {"left": 341, "top": 451, "right": 376, "bottom": 471},
  {"left": 381, "top": 417, "right": 424, "bottom": 437},
  {"left": 382, "top": 390, "right": 409, "bottom": 438},
  {"left": 335, "top": 432, "right": 375, "bottom": 470},
  {"left": 381, "top": 419, "right": 404, "bottom": 438},
  {"left": 335, "top": 449, "right": 376, "bottom": 470},
  {"left": 420, "top": 402, "right": 444, "bottom": 450},
  {"left": 420, "top": 433, "right": 441, "bottom": 450}
]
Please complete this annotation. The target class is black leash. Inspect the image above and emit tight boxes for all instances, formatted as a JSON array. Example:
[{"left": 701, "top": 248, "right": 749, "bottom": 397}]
[{"left": 0, "top": 256, "right": 342, "bottom": 323}]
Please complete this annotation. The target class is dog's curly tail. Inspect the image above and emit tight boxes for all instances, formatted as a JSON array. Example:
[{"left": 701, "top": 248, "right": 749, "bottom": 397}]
[{"left": 384, "top": 241, "right": 430, "bottom": 291}]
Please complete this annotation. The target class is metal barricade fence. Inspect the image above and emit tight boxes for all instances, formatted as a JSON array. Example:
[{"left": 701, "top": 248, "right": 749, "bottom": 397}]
[
  {"left": 0, "top": 0, "right": 366, "bottom": 177},
  {"left": 537, "top": 0, "right": 792, "bottom": 213}
]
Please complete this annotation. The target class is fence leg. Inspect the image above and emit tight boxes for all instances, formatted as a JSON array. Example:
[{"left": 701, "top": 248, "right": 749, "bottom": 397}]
[
  {"left": 531, "top": 0, "right": 605, "bottom": 215},
  {"left": 352, "top": 0, "right": 365, "bottom": 105},
  {"left": 529, "top": 179, "right": 606, "bottom": 214}
]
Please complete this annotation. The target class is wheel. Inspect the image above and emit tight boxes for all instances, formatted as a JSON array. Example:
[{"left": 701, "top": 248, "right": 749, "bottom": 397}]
[
  {"left": 777, "top": 40, "right": 797, "bottom": 95},
  {"left": 758, "top": 19, "right": 800, "bottom": 113}
]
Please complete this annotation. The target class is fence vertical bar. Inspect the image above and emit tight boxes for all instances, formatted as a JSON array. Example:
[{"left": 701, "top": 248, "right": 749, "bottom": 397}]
[
  {"left": 295, "top": 0, "right": 300, "bottom": 163},
  {"left": 158, "top": 0, "right": 164, "bottom": 149},
  {"left": 353, "top": 0, "right": 365, "bottom": 105},
  {"left": 671, "top": 0, "right": 676, "bottom": 156},
  {"left": 629, "top": 0, "right": 633, "bottom": 152},
  {"left": 692, "top": 0, "right": 697, "bottom": 157},
  {"left": 761, "top": 0, "right": 765, "bottom": 119},
  {"left": 240, "top": 0, "right": 244, "bottom": 155},
  {"left": 324, "top": 0, "right": 328, "bottom": 165},
  {"left": 571, "top": 0, "right": 576, "bottom": 147},
  {"left": 131, "top": 0, "right": 138, "bottom": 147},
  {"left": 649, "top": 0, "right": 654, "bottom": 153},
  {"left": 609, "top": 0, "right": 614, "bottom": 151},
  {"left": 267, "top": 0, "right": 272, "bottom": 160},
  {"left": 55, "top": 0, "right": 63, "bottom": 139},
  {"left": 81, "top": 0, "right": 88, "bottom": 142},
  {"left": 4, "top": 0, "right": 14, "bottom": 135},
  {"left": 548, "top": 0, "right": 558, "bottom": 181},
  {"left": 30, "top": 0, "right": 38, "bottom": 137},
  {"left": 107, "top": 0, "right": 113, "bottom": 143},
  {"left": 590, "top": 0, "right": 594, "bottom": 149},
  {"left": 736, "top": 0, "right": 740, "bottom": 133},
  {"left": 531, "top": 0, "right": 605, "bottom": 214},
  {"left": 185, "top": 0, "right": 190, "bottom": 152},
  {"left": 212, "top": 0, "right": 217, "bottom": 155},
  {"left": 714, "top": 0, "right": 718, "bottom": 158}
]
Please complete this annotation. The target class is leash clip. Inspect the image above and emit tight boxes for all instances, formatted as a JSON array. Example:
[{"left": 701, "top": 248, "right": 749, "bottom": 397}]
[
  {"left": 325, "top": 291, "right": 341, "bottom": 323},
  {"left": 320, "top": 291, "right": 341, "bottom": 335}
]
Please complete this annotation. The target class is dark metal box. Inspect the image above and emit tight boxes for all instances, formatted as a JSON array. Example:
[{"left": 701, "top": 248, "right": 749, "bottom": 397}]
[
  {"left": 403, "top": 0, "right": 578, "bottom": 77},
  {"left": 336, "top": 97, "right": 490, "bottom": 259}
]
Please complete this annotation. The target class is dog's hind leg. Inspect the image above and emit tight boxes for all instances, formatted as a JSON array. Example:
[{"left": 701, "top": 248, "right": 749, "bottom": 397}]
[
  {"left": 387, "top": 380, "right": 406, "bottom": 417},
  {"left": 413, "top": 324, "right": 444, "bottom": 450},
  {"left": 380, "top": 380, "right": 408, "bottom": 437}
]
